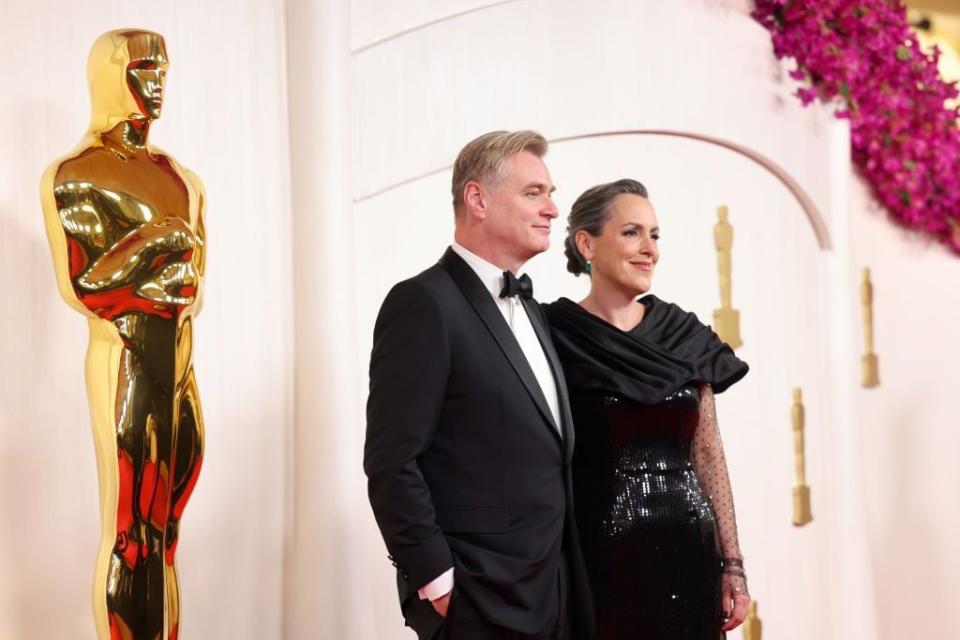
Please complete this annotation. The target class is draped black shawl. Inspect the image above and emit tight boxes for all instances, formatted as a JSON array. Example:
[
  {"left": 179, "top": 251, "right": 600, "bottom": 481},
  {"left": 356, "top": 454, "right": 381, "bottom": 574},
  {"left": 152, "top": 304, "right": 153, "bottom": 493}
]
[{"left": 543, "top": 295, "right": 748, "bottom": 405}]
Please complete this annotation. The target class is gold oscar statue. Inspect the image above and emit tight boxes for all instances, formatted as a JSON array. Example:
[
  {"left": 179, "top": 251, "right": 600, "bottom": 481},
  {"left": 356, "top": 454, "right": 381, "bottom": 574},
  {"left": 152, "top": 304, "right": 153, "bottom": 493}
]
[
  {"left": 713, "top": 205, "right": 743, "bottom": 348},
  {"left": 791, "top": 387, "right": 812, "bottom": 526},
  {"left": 860, "top": 267, "right": 880, "bottom": 388},
  {"left": 40, "top": 29, "right": 205, "bottom": 640},
  {"left": 742, "top": 600, "right": 762, "bottom": 640}
]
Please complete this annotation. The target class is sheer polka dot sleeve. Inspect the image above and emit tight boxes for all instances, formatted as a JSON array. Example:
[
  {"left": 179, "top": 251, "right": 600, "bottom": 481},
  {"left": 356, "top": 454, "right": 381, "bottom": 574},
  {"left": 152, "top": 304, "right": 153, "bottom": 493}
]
[{"left": 691, "top": 383, "right": 748, "bottom": 598}]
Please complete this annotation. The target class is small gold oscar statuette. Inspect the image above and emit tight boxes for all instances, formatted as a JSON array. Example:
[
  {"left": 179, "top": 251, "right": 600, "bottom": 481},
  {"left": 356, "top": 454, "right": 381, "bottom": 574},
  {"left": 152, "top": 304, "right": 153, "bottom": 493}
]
[
  {"left": 713, "top": 205, "right": 743, "bottom": 348},
  {"left": 791, "top": 388, "right": 812, "bottom": 526},
  {"left": 861, "top": 267, "right": 880, "bottom": 388},
  {"left": 743, "top": 600, "right": 762, "bottom": 640}
]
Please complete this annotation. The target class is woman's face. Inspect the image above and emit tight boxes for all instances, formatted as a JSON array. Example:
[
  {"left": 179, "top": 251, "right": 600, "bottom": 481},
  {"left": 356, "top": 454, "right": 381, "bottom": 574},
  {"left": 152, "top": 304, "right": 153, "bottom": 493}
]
[{"left": 579, "top": 193, "right": 660, "bottom": 297}]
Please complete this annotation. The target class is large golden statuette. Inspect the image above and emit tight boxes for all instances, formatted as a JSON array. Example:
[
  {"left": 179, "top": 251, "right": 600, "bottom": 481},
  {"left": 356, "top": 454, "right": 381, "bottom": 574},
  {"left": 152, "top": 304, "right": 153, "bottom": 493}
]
[
  {"left": 791, "top": 387, "right": 812, "bottom": 527},
  {"left": 860, "top": 267, "right": 880, "bottom": 388},
  {"left": 40, "top": 29, "right": 205, "bottom": 640},
  {"left": 713, "top": 205, "right": 743, "bottom": 349}
]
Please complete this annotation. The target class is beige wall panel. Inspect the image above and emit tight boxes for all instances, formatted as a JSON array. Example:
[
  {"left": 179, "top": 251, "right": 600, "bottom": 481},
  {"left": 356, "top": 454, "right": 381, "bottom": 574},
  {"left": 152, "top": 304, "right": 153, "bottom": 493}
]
[
  {"left": 351, "top": 0, "right": 508, "bottom": 51},
  {"left": 352, "top": 0, "right": 834, "bottom": 221},
  {"left": 848, "top": 174, "right": 960, "bottom": 640}
]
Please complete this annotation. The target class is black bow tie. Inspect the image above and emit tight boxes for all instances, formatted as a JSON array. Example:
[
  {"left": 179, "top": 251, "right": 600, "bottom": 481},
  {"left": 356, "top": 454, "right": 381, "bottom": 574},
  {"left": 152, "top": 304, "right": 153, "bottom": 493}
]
[{"left": 500, "top": 271, "right": 533, "bottom": 299}]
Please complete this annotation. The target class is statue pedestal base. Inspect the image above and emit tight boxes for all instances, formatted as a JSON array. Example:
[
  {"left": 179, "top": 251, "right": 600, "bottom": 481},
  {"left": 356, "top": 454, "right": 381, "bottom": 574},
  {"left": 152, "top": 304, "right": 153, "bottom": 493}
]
[
  {"left": 792, "top": 485, "right": 812, "bottom": 527},
  {"left": 861, "top": 353, "right": 879, "bottom": 388},
  {"left": 713, "top": 307, "right": 743, "bottom": 349}
]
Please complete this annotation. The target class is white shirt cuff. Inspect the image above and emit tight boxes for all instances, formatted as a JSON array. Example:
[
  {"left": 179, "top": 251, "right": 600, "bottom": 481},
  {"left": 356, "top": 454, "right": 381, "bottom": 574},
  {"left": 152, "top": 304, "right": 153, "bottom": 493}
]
[{"left": 417, "top": 567, "right": 454, "bottom": 601}]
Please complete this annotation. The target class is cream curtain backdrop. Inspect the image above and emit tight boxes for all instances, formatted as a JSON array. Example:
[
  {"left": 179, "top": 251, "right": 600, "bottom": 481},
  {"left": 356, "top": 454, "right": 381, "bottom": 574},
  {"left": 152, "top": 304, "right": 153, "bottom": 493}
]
[{"left": 1, "top": 0, "right": 957, "bottom": 639}]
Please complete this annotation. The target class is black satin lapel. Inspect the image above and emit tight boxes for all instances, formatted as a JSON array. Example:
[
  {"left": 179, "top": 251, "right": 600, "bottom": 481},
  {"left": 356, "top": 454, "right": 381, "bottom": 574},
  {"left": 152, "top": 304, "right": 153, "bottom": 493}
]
[
  {"left": 522, "top": 299, "right": 574, "bottom": 458},
  {"left": 439, "top": 250, "right": 560, "bottom": 440}
]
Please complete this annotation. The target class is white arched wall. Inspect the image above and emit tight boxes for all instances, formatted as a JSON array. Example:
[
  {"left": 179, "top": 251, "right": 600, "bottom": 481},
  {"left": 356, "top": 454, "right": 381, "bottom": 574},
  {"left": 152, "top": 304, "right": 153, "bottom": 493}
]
[
  {"left": 351, "top": 0, "right": 836, "bottom": 213},
  {"left": 349, "top": 1, "right": 877, "bottom": 638}
]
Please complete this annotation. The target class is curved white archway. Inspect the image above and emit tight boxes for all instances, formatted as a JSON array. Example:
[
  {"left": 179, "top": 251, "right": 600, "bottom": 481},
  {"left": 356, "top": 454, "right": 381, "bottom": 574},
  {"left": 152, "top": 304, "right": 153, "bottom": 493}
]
[{"left": 356, "top": 129, "right": 833, "bottom": 251}]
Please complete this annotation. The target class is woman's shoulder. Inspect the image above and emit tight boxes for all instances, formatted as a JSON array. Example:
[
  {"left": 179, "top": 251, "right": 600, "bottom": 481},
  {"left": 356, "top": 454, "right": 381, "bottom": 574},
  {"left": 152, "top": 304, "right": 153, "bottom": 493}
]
[
  {"left": 642, "top": 295, "right": 748, "bottom": 393},
  {"left": 540, "top": 296, "right": 580, "bottom": 323},
  {"left": 541, "top": 296, "right": 576, "bottom": 309},
  {"left": 640, "top": 294, "right": 707, "bottom": 332}
]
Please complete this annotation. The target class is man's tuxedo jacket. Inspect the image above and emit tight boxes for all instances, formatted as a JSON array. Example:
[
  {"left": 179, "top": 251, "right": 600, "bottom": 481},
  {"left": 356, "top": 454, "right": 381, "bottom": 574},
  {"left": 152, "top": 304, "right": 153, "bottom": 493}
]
[{"left": 364, "top": 248, "right": 594, "bottom": 637}]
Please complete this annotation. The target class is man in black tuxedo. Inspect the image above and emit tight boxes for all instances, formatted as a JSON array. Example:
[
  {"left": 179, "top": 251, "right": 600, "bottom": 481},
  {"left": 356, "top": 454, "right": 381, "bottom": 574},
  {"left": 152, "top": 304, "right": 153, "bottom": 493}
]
[{"left": 365, "top": 131, "right": 594, "bottom": 639}]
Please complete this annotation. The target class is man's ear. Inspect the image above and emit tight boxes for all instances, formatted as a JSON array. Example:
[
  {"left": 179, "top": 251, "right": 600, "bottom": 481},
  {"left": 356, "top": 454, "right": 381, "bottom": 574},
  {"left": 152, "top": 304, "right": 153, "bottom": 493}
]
[{"left": 463, "top": 180, "right": 487, "bottom": 220}]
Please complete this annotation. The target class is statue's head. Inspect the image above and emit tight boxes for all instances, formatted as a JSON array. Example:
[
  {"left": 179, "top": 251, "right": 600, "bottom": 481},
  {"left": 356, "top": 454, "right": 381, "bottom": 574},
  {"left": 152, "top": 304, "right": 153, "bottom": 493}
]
[{"left": 87, "top": 29, "right": 168, "bottom": 133}]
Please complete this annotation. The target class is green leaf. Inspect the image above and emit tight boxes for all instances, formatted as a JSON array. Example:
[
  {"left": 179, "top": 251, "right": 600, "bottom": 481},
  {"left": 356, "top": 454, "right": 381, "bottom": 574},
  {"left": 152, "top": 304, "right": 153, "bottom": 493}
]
[
  {"left": 904, "top": 160, "right": 917, "bottom": 169},
  {"left": 839, "top": 83, "right": 850, "bottom": 99},
  {"left": 896, "top": 45, "right": 912, "bottom": 61},
  {"left": 898, "top": 190, "right": 911, "bottom": 206}
]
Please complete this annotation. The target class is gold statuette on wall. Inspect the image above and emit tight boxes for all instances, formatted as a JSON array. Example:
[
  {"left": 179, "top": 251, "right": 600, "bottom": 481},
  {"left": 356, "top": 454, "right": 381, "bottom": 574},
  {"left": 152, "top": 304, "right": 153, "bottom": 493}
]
[
  {"left": 860, "top": 267, "right": 880, "bottom": 388},
  {"left": 40, "top": 30, "right": 205, "bottom": 640},
  {"left": 742, "top": 600, "right": 762, "bottom": 640},
  {"left": 791, "top": 388, "right": 812, "bottom": 526},
  {"left": 713, "top": 205, "right": 743, "bottom": 348}
]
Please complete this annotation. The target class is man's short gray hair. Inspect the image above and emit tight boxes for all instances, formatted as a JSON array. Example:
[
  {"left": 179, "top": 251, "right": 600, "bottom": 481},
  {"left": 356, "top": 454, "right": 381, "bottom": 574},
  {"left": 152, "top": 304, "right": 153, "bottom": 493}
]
[{"left": 451, "top": 130, "right": 548, "bottom": 218}]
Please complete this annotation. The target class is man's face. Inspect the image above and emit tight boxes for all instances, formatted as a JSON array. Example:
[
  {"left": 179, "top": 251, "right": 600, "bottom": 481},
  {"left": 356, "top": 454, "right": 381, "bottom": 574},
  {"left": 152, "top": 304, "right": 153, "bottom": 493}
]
[
  {"left": 126, "top": 56, "right": 167, "bottom": 119},
  {"left": 482, "top": 151, "right": 558, "bottom": 263}
]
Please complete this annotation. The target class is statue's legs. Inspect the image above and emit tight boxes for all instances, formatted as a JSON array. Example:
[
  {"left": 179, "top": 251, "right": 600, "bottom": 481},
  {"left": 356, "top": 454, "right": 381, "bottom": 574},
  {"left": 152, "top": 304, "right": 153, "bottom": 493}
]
[
  {"left": 164, "top": 364, "right": 204, "bottom": 640},
  {"left": 93, "top": 316, "right": 176, "bottom": 640}
]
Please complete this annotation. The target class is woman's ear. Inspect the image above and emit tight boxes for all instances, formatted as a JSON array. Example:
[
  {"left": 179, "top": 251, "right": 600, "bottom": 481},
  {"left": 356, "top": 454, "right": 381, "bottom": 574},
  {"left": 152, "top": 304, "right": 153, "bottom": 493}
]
[{"left": 575, "top": 229, "right": 595, "bottom": 262}]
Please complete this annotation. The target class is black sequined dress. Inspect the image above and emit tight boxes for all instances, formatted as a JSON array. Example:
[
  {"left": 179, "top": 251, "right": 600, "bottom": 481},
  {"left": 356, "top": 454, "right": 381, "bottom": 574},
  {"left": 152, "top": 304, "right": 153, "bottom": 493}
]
[{"left": 544, "top": 296, "right": 749, "bottom": 640}]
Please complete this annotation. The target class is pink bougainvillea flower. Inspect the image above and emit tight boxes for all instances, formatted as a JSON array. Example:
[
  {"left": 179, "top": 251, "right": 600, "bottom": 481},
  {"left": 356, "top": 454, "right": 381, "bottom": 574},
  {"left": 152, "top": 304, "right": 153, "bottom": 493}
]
[{"left": 752, "top": 0, "right": 960, "bottom": 254}]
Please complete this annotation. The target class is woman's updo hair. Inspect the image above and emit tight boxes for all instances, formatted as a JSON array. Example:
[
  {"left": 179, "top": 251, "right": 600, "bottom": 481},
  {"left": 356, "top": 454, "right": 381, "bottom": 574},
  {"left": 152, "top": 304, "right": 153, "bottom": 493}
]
[{"left": 564, "top": 178, "right": 649, "bottom": 276}]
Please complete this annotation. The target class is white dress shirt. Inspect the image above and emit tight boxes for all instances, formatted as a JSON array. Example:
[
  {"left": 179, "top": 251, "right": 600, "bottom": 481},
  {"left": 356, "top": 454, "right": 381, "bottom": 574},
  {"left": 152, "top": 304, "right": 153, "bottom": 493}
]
[{"left": 418, "top": 242, "right": 562, "bottom": 602}]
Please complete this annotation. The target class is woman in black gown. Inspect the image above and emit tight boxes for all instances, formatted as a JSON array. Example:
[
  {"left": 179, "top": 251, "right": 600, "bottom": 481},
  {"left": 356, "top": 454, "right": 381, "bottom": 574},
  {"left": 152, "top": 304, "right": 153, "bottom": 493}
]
[{"left": 543, "top": 179, "right": 750, "bottom": 639}]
